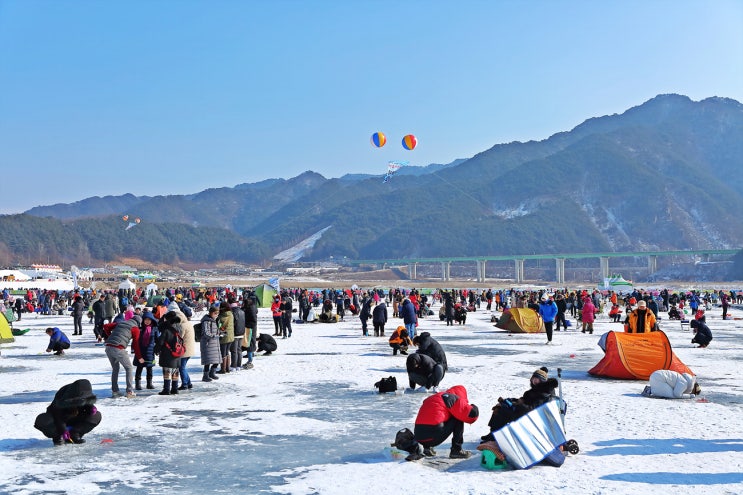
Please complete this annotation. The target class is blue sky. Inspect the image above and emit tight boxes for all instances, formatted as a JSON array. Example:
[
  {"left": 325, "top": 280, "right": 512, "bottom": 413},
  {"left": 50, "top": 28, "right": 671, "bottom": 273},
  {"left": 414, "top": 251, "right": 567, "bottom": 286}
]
[{"left": 1, "top": 0, "right": 742, "bottom": 214}]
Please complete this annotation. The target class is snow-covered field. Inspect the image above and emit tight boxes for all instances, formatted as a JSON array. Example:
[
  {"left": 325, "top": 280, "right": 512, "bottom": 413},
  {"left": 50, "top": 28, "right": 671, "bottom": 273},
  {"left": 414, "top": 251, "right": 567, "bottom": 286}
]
[{"left": 1, "top": 299, "right": 742, "bottom": 495}]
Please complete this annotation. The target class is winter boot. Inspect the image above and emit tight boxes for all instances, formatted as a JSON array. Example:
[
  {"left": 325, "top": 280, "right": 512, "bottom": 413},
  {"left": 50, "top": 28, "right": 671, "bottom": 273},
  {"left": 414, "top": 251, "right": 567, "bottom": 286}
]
[
  {"left": 449, "top": 448, "right": 472, "bottom": 459},
  {"left": 202, "top": 372, "right": 212, "bottom": 382},
  {"left": 209, "top": 366, "right": 220, "bottom": 380},
  {"left": 158, "top": 380, "right": 171, "bottom": 395},
  {"left": 135, "top": 379, "right": 142, "bottom": 391},
  {"left": 170, "top": 379, "right": 179, "bottom": 395},
  {"left": 146, "top": 369, "right": 155, "bottom": 389},
  {"left": 70, "top": 431, "right": 86, "bottom": 444}
]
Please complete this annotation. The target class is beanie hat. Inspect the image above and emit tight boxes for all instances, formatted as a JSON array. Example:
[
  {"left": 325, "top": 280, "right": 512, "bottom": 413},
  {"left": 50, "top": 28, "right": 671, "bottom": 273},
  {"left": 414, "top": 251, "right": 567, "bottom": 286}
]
[{"left": 532, "top": 367, "right": 549, "bottom": 382}]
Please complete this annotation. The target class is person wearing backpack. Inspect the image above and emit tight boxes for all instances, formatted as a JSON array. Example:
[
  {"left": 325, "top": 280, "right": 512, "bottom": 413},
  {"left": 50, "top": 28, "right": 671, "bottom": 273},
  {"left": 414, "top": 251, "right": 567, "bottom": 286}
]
[{"left": 155, "top": 311, "right": 184, "bottom": 395}]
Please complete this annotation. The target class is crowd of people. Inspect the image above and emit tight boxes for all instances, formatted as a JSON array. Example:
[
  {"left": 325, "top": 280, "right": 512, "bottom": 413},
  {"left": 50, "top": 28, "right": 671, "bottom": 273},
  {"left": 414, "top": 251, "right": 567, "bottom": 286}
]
[{"left": 4, "top": 283, "right": 731, "bottom": 455}]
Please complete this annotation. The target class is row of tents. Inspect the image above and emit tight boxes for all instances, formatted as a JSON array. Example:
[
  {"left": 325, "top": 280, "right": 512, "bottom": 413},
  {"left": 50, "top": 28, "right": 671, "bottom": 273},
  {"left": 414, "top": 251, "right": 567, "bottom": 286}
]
[{"left": 496, "top": 307, "right": 693, "bottom": 380}]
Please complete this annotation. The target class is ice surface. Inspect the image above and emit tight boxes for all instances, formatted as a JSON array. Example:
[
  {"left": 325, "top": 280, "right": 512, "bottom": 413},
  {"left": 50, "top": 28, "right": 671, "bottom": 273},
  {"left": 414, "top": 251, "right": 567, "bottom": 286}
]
[{"left": 1, "top": 300, "right": 743, "bottom": 494}]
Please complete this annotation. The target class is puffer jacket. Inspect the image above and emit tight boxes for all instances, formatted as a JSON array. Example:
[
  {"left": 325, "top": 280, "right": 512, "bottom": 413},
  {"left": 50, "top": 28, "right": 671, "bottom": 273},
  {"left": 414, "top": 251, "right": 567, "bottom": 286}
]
[
  {"left": 156, "top": 325, "right": 182, "bottom": 369},
  {"left": 106, "top": 315, "right": 142, "bottom": 348},
  {"left": 414, "top": 385, "right": 478, "bottom": 426},
  {"left": 649, "top": 370, "right": 697, "bottom": 398},
  {"left": 199, "top": 314, "right": 222, "bottom": 365},
  {"left": 415, "top": 332, "right": 447, "bottom": 371},
  {"left": 218, "top": 310, "right": 234, "bottom": 345}
]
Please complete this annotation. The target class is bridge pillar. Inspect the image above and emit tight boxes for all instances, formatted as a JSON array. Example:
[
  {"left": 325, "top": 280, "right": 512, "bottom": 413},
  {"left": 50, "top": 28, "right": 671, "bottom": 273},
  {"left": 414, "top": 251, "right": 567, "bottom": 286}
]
[
  {"left": 476, "top": 260, "right": 487, "bottom": 283},
  {"left": 514, "top": 259, "right": 525, "bottom": 283},
  {"left": 647, "top": 255, "right": 658, "bottom": 275},
  {"left": 408, "top": 263, "right": 417, "bottom": 280},
  {"left": 441, "top": 262, "right": 448, "bottom": 281},
  {"left": 555, "top": 258, "right": 565, "bottom": 284},
  {"left": 599, "top": 257, "right": 610, "bottom": 280}
]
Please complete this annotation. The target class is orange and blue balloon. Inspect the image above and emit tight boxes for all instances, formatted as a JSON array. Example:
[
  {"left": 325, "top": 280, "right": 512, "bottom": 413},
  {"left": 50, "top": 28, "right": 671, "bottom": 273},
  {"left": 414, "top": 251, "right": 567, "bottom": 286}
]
[
  {"left": 371, "top": 132, "right": 386, "bottom": 148},
  {"left": 402, "top": 134, "right": 417, "bottom": 150}
]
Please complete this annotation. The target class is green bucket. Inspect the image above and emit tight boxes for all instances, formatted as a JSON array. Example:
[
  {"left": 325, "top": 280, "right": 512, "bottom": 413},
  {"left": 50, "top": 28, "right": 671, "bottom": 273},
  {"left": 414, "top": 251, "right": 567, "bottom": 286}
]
[{"left": 480, "top": 450, "right": 508, "bottom": 470}]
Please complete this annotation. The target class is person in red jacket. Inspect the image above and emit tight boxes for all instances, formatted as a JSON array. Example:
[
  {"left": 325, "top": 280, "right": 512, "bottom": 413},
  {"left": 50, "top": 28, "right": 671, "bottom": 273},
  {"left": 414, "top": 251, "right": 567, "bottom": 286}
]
[{"left": 408, "top": 385, "right": 479, "bottom": 460}]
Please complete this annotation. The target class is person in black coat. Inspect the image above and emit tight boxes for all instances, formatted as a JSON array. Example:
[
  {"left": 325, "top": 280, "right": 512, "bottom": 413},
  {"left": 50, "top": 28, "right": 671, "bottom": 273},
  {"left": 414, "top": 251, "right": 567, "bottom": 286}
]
[
  {"left": 372, "top": 301, "right": 388, "bottom": 337},
  {"left": 242, "top": 297, "right": 258, "bottom": 368},
  {"left": 554, "top": 294, "right": 568, "bottom": 331},
  {"left": 155, "top": 311, "right": 183, "bottom": 395},
  {"left": 443, "top": 293, "right": 454, "bottom": 326},
  {"left": 414, "top": 332, "right": 448, "bottom": 374},
  {"left": 257, "top": 333, "right": 277, "bottom": 355},
  {"left": 92, "top": 294, "right": 106, "bottom": 341},
  {"left": 281, "top": 294, "right": 293, "bottom": 338},
  {"left": 406, "top": 353, "right": 444, "bottom": 391},
  {"left": 71, "top": 296, "right": 85, "bottom": 335},
  {"left": 480, "top": 367, "right": 558, "bottom": 443},
  {"left": 230, "top": 302, "right": 246, "bottom": 370},
  {"left": 359, "top": 297, "right": 373, "bottom": 336},
  {"left": 34, "top": 379, "right": 101, "bottom": 446},
  {"left": 690, "top": 319, "right": 713, "bottom": 348}
]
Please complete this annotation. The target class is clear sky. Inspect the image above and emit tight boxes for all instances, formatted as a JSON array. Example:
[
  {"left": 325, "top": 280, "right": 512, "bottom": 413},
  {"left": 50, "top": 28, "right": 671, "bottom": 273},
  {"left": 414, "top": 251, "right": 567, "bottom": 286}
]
[{"left": 1, "top": 0, "right": 742, "bottom": 214}]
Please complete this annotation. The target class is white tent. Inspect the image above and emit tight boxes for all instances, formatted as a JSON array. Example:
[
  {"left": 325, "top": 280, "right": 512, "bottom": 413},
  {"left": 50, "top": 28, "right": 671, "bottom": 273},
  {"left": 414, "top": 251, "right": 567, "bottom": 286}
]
[
  {"left": 145, "top": 282, "right": 159, "bottom": 297},
  {"left": 118, "top": 279, "right": 136, "bottom": 290}
]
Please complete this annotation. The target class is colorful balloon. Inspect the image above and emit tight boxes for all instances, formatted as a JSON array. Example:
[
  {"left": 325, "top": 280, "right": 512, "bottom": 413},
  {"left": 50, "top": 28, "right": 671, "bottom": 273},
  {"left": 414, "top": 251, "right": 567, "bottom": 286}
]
[
  {"left": 402, "top": 134, "right": 417, "bottom": 150},
  {"left": 370, "top": 132, "right": 386, "bottom": 148}
]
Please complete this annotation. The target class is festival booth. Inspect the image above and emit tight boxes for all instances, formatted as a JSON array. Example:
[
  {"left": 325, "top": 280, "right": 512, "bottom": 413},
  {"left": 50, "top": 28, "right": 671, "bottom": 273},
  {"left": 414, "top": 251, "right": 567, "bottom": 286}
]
[
  {"left": 118, "top": 279, "right": 136, "bottom": 291},
  {"left": 145, "top": 282, "right": 158, "bottom": 298}
]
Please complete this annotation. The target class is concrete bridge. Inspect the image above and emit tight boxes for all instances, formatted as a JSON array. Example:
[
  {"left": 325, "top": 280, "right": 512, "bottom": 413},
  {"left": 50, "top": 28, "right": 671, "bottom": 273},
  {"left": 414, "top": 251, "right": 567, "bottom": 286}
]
[{"left": 344, "top": 249, "right": 740, "bottom": 284}]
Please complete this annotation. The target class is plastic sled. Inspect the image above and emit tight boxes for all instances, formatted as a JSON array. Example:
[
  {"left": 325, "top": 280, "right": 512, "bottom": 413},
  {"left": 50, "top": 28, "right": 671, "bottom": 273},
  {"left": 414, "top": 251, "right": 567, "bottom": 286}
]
[
  {"left": 491, "top": 399, "right": 569, "bottom": 469},
  {"left": 480, "top": 450, "right": 509, "bottom": 470}
]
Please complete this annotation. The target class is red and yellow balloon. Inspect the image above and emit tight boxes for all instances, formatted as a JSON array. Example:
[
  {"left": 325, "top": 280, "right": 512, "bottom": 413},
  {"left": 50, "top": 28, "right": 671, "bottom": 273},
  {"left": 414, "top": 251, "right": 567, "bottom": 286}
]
[{"left": 402, "top": 134, "right": 417, "bottom": 150}]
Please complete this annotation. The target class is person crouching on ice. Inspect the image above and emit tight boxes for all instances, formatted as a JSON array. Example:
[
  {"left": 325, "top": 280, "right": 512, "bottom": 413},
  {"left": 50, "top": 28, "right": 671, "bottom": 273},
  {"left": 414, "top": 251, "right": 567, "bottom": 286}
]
[
  {"left": 690, "top": 319, "right": 713, "bottom": 348},
  {"left": 406, "top": 353, "right": 443, "bottom": 392},
  {"left": 477, "top": 367, "right": 558, "bottom": 458},
  {"left": 34, "top": 379, "right": 101, "bottom": 446},
  {"left": 389, "top": 326, "right": 413, "bottom": 356},
  {"left": 45, "top": 327, "right": 71, "bottom": 356},
  {"left": 406, "top": 385, "right": 479, "bottom": 461}
]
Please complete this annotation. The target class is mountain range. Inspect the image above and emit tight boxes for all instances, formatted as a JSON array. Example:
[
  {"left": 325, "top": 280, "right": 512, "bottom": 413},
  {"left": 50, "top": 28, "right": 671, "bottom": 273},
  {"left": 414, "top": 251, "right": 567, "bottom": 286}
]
[{"left": 4, "top": 93, "right": 743, "bottom": 268}]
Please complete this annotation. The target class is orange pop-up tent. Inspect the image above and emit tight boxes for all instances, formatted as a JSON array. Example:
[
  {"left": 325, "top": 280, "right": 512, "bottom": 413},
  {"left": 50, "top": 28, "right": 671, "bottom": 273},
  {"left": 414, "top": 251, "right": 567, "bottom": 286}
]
[{"left": 588, "top": 330, "right": 692, "bottom": 380}]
